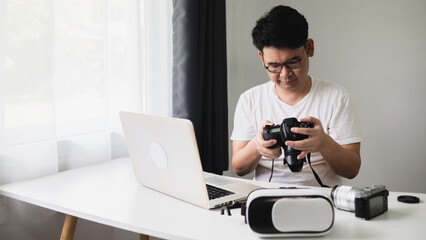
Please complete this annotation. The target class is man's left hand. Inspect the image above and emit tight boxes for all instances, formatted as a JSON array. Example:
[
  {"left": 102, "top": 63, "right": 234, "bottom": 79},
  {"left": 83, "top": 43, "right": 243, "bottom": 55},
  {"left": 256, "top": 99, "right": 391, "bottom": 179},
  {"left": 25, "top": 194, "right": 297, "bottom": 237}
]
[{"left": 284, "top": 116, "right": 331, "bottom": 160}]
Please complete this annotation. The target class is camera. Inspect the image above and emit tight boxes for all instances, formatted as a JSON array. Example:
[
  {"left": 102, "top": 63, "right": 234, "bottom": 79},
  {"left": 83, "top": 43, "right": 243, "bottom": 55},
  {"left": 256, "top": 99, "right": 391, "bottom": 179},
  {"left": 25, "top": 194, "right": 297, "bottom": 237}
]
[
  {"left": 263, "top": 117, "right": 312, "bottom": 172},
  {"left": 331, "top": 185, "right": 389, "bottom": 220}
]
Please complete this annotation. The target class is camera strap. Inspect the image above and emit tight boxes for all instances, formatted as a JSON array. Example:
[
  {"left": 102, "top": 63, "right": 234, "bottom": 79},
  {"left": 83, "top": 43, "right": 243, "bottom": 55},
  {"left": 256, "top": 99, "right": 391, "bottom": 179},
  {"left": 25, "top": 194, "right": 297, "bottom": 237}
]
[{"left": 306, "top": 153, "right": 330, "bottom": 188}]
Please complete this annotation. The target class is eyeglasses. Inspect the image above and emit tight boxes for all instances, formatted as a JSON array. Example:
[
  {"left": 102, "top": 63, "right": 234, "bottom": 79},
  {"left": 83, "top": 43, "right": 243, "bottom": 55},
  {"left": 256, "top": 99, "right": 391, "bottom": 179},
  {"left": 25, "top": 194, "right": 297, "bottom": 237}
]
[{"left": 263, "top": 47, "right": 306, "bottom": 73}]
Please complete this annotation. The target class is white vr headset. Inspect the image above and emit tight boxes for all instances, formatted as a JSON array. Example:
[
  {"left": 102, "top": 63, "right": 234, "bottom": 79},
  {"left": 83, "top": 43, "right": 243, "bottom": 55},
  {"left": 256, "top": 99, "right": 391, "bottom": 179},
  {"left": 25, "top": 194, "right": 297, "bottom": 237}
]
[{"left": 243, "top": 188, "right": 334, "bottom": 237}]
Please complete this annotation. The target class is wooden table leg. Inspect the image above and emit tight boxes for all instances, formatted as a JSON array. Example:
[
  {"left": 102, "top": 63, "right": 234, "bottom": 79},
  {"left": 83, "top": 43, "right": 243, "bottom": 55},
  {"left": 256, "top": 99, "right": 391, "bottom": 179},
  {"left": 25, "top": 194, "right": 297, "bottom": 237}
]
[
  {"left": 60, "top": 214, "right": 78, "bottom": 240},
  {"left": 140, "top": 234, "right": 149, "bottom": 240},
  {"left": 60, "top": 214, "right": 147, "bottom": 240}
]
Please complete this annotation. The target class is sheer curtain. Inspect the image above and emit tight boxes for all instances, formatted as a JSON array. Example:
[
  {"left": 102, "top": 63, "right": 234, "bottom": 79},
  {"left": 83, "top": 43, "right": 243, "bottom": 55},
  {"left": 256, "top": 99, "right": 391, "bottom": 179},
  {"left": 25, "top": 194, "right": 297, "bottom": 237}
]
[{"left": 0, "top": 0, "right": 172, "bottom": 239}]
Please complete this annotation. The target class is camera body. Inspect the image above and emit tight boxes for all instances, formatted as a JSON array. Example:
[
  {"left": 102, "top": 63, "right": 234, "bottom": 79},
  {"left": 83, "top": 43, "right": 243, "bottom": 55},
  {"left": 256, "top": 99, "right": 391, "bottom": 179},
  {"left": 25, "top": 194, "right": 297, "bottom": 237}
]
[
  {"left": 263, "top": 117, "right": 312, "bottom": 172},
  {"left": 331, "top": 185, "right": 389, "bottom": 220}
]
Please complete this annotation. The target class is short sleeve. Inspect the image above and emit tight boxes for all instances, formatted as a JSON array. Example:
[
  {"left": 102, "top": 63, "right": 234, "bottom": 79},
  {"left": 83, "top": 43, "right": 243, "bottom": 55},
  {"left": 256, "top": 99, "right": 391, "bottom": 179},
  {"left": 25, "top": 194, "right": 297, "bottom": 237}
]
[
  {"left": 230, "top": 94, "right": 257, "bottom": 141},
  {"left": 328, "top": 91, "right": 363, "bottom": 145}
]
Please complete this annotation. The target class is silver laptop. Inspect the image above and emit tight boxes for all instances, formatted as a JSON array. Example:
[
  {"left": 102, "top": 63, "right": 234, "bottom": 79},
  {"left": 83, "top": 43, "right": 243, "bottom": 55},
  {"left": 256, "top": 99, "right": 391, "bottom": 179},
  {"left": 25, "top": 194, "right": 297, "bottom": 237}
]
[{"left": 119, "top": 111, "right": 261, "bottom": 209}]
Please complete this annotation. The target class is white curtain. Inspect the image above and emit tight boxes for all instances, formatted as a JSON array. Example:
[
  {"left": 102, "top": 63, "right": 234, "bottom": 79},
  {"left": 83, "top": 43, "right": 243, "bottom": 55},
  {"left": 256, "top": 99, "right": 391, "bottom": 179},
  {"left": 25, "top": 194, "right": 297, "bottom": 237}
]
[{"left": 0, "top": 0, "right": 172, "bottom": 239}]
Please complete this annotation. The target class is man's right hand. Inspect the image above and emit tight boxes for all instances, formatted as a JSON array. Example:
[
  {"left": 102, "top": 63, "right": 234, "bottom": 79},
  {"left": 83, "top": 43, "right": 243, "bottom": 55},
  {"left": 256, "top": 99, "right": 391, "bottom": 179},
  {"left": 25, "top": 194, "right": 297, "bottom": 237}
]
[
  {"left": 255, "top": 120, "right": 282, "bottom": 159},
  {"left": 231, "top": 120, "right": 283, "bottom": 176}
]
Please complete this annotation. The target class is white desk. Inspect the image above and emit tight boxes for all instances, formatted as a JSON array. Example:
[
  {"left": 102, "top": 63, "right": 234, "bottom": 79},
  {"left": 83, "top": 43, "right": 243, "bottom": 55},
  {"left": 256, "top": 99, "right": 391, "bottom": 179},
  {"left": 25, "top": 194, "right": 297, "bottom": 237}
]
[{"left": 0, "top": 158, "right": 425, "bottom": 240}]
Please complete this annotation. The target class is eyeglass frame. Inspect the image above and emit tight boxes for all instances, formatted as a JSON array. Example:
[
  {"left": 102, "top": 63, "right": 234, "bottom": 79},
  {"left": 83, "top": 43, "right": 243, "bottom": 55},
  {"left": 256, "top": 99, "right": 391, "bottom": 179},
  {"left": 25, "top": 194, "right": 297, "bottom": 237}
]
[{"left": 262, "top": 46, "right": 307, "bottom": 74}]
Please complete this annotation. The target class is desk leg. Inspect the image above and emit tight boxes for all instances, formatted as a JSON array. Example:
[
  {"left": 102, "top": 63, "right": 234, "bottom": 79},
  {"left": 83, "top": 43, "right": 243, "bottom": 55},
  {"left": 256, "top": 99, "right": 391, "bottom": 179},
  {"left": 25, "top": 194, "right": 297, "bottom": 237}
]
[
  {"left": 140, "top": 234, "right": 149, "bottom": 240},
  {"left": 60, "top": 214, "right": 147, "bottom": 240},
  {"left": 60, "top": 214, "right": 78, "bottom": 240}
]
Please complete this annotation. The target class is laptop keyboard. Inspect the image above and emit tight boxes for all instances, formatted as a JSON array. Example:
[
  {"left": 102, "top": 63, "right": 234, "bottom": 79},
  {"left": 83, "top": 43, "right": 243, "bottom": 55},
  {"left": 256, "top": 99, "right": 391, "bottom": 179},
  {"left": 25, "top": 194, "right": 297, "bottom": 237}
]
[{"left": 206, "top": 184, "right": 234, "bottom": 200}]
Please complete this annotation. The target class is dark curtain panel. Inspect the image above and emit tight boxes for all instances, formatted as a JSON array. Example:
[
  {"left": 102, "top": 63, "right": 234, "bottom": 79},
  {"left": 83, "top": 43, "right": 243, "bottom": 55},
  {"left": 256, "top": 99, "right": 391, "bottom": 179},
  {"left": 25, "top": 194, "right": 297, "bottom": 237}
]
[{"left": 172, "top": 0, "right": 228, "bottom": 174}]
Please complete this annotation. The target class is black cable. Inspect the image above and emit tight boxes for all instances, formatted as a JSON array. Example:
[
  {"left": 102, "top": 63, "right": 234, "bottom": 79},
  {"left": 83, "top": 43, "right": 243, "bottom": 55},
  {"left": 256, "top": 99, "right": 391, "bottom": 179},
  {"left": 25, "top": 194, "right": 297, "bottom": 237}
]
[
  {"left": 268, "top": 158, "right": 275, "bottom": 182},
  {"left": 220, "top": 201, "right": 245, "bottom": 216}
]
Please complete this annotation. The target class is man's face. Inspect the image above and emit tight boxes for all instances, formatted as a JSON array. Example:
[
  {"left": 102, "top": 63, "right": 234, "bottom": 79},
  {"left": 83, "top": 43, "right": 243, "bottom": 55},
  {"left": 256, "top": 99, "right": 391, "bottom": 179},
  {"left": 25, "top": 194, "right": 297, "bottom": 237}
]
[{"left": 259, "top": 40, "right": 313, "bottom": 92}]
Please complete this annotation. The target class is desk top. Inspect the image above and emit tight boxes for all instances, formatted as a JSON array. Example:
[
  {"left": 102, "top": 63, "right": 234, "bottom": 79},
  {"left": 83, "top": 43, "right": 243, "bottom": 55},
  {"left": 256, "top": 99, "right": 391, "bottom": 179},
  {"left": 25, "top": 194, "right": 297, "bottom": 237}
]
[{"left": 1, "top": 158, "right": 425, "bottom": 240}]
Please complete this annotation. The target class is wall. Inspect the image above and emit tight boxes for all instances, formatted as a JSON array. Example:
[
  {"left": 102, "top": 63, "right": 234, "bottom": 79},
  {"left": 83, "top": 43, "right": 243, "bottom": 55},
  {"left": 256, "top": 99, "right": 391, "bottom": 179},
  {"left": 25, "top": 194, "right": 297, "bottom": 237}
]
[{"left": 225, "top": 0, "right": 426, "bottom": 193}]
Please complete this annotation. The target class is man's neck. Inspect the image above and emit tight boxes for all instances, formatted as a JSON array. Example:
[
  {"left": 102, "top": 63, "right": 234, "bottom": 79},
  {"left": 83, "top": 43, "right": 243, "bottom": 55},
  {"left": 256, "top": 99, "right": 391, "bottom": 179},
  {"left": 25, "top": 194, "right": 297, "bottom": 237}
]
[{"left": 275, "top": 76, "right": 312, "bottom": 106}]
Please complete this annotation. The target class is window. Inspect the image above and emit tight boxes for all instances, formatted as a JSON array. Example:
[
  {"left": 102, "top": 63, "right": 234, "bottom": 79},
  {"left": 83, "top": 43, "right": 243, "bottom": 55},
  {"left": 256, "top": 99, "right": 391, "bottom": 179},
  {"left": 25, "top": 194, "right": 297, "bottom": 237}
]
[
  {"left": 0, "top": 0, "right": 172, "bottom": 184},
  {"left": 0, "top": 0, "right": 172, "bottom": 238}
]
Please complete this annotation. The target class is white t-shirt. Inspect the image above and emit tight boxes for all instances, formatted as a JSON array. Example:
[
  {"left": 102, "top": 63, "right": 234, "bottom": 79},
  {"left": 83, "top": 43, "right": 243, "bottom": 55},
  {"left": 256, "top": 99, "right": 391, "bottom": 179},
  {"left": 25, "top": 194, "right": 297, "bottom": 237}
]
[{"left": 231, "top": 77, "right": 362, "bottom": 187}]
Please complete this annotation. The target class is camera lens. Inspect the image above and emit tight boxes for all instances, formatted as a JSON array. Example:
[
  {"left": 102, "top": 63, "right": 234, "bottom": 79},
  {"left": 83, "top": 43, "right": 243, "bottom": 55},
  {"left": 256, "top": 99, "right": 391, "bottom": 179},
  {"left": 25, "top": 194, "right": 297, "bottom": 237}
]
[
  {"left": 286, "top": 156, "right": 304, "bottom": 172},
  {"left": 283, "top": 146, "right": 304, "bottom": 172},
  {"left": 331, "top": 185, "right": 356, "bottom": 212}
]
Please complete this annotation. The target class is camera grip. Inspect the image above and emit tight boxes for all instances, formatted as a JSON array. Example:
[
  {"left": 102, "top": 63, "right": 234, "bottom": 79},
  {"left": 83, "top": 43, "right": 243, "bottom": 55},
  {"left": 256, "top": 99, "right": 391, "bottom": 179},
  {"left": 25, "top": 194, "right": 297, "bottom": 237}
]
[{"left": 263, "top": 125, "right": 280, "bottom": 149}]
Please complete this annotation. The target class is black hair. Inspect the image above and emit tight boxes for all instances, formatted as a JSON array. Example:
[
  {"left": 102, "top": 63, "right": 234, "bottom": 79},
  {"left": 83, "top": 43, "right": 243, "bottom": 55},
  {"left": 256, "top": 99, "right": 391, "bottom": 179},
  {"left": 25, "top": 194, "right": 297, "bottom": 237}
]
[{"left": 252, "top": 5, "right": 308, "bottom": 52}]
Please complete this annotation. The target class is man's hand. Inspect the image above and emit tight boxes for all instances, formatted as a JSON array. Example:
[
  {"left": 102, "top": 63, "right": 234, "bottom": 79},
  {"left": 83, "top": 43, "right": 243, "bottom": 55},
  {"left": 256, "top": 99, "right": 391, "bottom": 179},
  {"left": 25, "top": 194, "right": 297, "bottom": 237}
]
[
  {"left": 232, "top": 120, "right": 283, "bottom": 176},
  {"left": 284, "top": 116, "right": 361, "bottom": 179},
  {"left": 284, "top": 117, "right": 331, "bottom": 160},
  {"left": 256, "top": 120, "right": 282, "bottom": 159}
]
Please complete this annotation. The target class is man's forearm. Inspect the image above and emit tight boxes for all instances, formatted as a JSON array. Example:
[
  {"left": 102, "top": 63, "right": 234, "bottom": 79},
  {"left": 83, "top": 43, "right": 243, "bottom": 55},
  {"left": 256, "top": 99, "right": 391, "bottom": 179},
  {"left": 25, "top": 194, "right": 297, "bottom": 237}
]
[
  {"left": 232, "top": 139, "right": 262, "bottom": 176},
  {"left": 320, "top": 135, "right": 361, "bottom": 179}
]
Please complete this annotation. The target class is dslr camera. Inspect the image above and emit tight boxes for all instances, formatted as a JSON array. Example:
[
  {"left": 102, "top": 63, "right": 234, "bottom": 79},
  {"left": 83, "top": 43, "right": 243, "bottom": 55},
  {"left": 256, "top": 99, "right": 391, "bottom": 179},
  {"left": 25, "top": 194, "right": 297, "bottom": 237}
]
[
  {"left": 263, "top": 117, "right": 312, "bottom": 172},
  {"left": 331, "top": 185, "right": 389, "bottom": 220}
]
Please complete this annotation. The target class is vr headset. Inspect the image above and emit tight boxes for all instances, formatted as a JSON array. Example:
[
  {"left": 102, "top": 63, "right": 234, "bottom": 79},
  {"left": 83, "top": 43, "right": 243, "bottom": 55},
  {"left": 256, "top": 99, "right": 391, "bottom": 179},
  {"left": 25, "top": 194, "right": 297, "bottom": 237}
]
[{"left": 242, "top": 188, "right": 334, "bottom": 237}]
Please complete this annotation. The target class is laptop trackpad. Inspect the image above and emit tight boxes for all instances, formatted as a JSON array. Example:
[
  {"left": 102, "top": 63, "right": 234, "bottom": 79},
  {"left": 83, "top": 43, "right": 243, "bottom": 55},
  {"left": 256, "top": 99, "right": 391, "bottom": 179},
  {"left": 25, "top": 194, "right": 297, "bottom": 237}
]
[{"left": 205, "top": 176, "right": 235, "bottom": 186}]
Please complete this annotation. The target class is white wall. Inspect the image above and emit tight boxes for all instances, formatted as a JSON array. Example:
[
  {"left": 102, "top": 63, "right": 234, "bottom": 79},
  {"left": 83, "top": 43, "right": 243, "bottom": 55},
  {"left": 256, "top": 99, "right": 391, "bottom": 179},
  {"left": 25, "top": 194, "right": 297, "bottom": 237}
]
[{"left": 225, "top": 0, "right": 426, "bottom": 193}]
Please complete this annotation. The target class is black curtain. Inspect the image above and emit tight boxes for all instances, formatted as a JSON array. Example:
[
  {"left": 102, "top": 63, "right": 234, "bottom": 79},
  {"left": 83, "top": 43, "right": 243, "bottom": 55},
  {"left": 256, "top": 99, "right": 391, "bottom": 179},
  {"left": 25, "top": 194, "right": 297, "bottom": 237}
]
[{"left": 172, "top": 0, "right": 228, "bottom": 174}]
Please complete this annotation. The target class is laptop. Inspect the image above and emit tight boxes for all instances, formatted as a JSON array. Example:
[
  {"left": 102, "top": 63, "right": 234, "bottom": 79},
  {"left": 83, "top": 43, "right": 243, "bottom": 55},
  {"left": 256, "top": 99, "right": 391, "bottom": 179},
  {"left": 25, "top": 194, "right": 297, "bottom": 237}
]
[{"left": 119, "top": 111, "right": 261, "bottom": 209}]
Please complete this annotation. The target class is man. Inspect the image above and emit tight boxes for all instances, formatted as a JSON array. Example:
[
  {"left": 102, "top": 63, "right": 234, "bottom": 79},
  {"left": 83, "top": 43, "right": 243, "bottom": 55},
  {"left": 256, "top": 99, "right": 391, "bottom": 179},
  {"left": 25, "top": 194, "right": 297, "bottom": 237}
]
[{"left": 231, "top": 5, "right": 362, "bottom": 186}]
